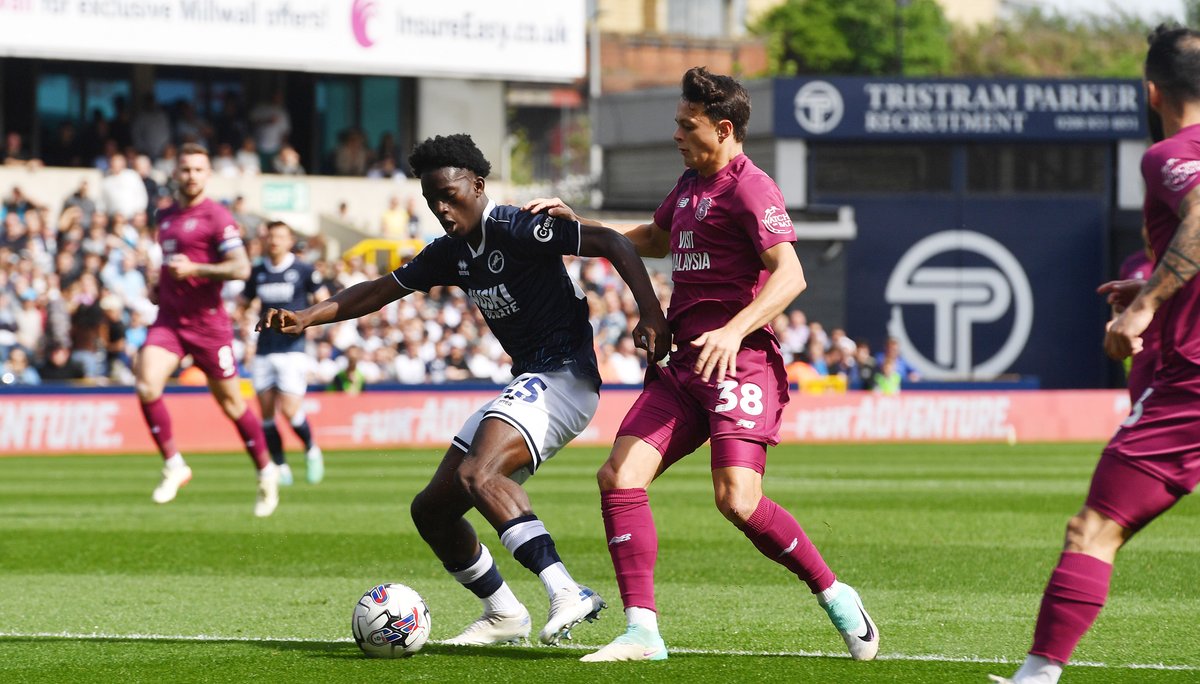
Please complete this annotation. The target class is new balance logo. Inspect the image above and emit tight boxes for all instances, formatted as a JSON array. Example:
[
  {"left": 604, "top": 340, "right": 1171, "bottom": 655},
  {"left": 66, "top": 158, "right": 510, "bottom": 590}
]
[{"left": 608, "top": 533, "right": 632, "bottom": 545}]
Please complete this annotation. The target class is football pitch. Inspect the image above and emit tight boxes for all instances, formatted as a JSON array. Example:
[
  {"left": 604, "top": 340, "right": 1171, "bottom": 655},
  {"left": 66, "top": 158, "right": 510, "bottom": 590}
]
[{"left": 1, "top": 443, "right": 1197, "bottom": 683}]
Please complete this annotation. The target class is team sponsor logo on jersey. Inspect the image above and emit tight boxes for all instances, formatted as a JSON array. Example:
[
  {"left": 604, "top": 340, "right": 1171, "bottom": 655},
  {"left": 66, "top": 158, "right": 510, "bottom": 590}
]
[
  {"left": 677, "top": 197, "right": 690, "bottom": 208},
  {"left": 488, "top": 250, "right": 505, "bottom": 273},
  {"left": 469, "top": 283, "right": 520, "bottom": 319},
  {"left": 457, "top": 259, "right": 470, "bottom": 276},
  {"left": 762, "top": 206, "right": 794, "bottom": 235},
  {"left": 1162, "top": 157, "right": 1200, "bottom": 192},
  {"left": 258, "top": 282, "right": 297, "bottom": 303},
  {"left": 534, "top": 217, "right": 554, "bottom": 242},
  {"left": 695, "top": 197, "right": 712, "bottom": 221},
  {"left": 672, "top": 251, "right": 711, "bottom": 272}
]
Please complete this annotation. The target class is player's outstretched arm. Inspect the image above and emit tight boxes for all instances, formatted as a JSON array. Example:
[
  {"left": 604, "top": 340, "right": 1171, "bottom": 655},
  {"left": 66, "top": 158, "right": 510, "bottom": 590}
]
[
  {"left": 170, "top": 246, "right": 252, "bottom": 281},
  {"left": 259, "top": 274, "right": 410, "bottom": 335},
  {"left": 523, "top": 196, "right": 670, "bottom": 258},
  {"left": 691, "top": 243, "right": 806, "bottom": 383},
  {"left": 579, "top": 224, "right": 672, "bottom": 361},
  {"left": 1107, "top": 185, "right": 1200, "bottom": 359}
]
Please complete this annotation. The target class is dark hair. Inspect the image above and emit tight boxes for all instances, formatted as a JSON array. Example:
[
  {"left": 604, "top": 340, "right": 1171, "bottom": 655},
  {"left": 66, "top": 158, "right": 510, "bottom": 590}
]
[
  {"left": 1146, "top": 23, "right": 1200, "bottom": 103},
  {"left": 266, "top": 220, "right": 292, "bottom": 234},
  {"left": 178, "top": 142, "right": 210, "bottom": 158},
  {"left": 681, "top": 66, "right": 751, "bottom": 142},
  {"left": 408, "top": 134, "right": 491, "bottom": 178}
]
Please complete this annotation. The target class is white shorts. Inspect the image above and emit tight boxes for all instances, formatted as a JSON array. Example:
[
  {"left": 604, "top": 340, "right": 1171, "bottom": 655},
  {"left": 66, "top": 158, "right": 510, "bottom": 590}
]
[
  {"left": 452, "top": 368, "right": 599, "bottom": 484},
  {"left": 251, "top": 351, "right": 310, "bottom": 397}
]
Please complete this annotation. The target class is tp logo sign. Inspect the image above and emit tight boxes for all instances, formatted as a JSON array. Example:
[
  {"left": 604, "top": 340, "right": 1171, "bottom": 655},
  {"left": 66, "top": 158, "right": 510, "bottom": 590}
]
[
  {"left": 793, "top": 81, "right": 844, "bottom": 135},
  {"left": 885, "top": 231, "right": 1033, "bottom": 380}
]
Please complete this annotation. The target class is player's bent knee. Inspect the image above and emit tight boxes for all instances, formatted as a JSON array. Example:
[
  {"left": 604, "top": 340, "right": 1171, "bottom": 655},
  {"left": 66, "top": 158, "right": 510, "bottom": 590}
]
[
  {"left": 714, "top": 493, "right": 757, "bottom": 528},
  {"left": 135, "top": 381, "right": 162, "bottom": 403},
  {"left": 1063, "top": 509, "right": 1125, "bottom": 556}
]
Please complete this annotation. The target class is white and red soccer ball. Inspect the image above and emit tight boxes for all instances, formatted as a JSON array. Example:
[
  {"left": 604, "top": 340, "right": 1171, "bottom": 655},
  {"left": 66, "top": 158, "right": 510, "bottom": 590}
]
[{"left": 352, "top": 583, "right": 431, "bottom": 658}]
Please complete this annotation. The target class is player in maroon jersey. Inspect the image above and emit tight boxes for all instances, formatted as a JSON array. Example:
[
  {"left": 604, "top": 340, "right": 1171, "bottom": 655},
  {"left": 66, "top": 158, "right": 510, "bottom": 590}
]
[
  {"left": 135, "top": 143, "right": 278, "bottom": 517},
  {"left": 992, "top": 25, "right": 1200, "bottom": 684},
  {"left": 525, "top": 67, "right": 879, "bottom": 662}
]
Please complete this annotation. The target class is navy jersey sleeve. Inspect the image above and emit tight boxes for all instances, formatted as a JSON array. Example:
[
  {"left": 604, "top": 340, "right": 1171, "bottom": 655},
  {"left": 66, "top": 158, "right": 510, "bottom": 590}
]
[
  {"left": 509, "top": 211, "right": 581, "bottom": 256},
  {"left": 244, "top": 265, "right": 260, "bottom": 300},
  {"left": 390, "top": 239, "right": 453, "bottom": 293},
  {"left": 303, "top": 263, "right": 324, "bottom": 296}
]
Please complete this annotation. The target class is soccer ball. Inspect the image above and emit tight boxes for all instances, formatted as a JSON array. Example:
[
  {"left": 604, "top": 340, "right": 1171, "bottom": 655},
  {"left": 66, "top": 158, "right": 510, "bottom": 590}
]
[{"left": 351, "top": 583, "right": 431, "bottom": 658}]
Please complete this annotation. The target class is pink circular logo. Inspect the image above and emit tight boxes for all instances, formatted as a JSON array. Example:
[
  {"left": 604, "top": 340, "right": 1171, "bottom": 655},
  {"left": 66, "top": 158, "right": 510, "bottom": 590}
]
[{"left": 351, "top": 0, "right": 376, "bottom": 48}]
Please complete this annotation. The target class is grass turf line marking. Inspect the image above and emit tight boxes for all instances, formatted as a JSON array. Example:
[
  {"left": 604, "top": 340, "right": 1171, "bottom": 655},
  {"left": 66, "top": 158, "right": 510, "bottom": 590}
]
[{"left": 1, "top": 631, "right": 1196, "bottom": 671}]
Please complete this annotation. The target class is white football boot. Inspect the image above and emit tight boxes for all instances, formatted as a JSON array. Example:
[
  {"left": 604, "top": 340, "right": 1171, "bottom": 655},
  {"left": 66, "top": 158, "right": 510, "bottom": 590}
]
[
  {"left": 539, "top": 585, "right": 606, "bottom": 645},
  {"left": 305, "top": 445, "right": 324, "bottom": 484},
  {"left": 579, "top": 624, "right": 668, "bottom": 662},
  {"left": 444, "top": 606, "right": 532, "bottom": 646},
  {"left": 820, "top": 582, "right": 879, "bottom": 661},
  {"left": 152, "top": 465, "right": 192, "bottom": 504},
  {"left": 254, "top": 466, "right": 280, "bottom": 518}
]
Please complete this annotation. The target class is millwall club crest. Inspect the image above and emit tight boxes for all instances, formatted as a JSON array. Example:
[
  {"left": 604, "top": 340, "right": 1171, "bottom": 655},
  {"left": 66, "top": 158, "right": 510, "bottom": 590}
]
[
  {"left": 488, "top": 250, "right": 505, "bottom": 274},
  {"left": 695, "top": 197, "right": 712, "bottom": 221}
]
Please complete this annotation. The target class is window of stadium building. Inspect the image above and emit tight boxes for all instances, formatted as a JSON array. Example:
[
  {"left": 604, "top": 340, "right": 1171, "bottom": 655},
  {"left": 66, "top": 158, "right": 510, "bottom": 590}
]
[
  {"left": 811, "top": 144, "right": 954, "bottom": 194},
  {"left": 966, "top": 144, "right": 1108, "bottom": 194}
]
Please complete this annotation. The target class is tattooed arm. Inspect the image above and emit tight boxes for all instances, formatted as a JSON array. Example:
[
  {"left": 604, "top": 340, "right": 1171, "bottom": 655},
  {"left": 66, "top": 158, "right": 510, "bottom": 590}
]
[{"left": 1105, "top": 186, "right": 1200, "bottom": 360}]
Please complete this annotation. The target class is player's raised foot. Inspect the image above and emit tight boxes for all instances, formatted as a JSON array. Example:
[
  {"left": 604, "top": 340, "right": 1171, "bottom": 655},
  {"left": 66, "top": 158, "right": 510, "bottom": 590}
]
[
  {"left": 820, "top": 582, "right": 879, "bottom": 661},
  {"left": 277, "top": 463, "right": 294, "bottom": 486},
  {"left": 444, "top": 606, "right": 532, "bottom": 646},
  {"left": 306, "top": 446, "right": 324, "bottom": 484},
  {"left": 539, "top": 586, "right": 606, "bottom": 645},
  {"left": 254, "top": 467, "right": 280, "bottom": 518},
  {"left": 579, "top": 624, "right": 668, "bottom": 662},
  {"left": 151, "top": 464, "right": 192, "bottom": 504}
]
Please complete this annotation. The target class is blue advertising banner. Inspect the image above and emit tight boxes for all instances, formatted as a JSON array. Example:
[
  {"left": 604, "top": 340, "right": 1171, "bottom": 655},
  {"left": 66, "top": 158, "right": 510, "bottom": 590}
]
[{"left": 774, "top": 77, "right": 1146, "bottom": 141}]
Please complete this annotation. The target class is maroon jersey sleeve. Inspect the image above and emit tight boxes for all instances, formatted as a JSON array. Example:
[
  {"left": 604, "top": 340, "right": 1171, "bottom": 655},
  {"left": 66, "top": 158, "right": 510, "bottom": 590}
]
[
  {"left": 732, "top": 172, "right": 796, "bottom": 255},
  {"left": 652, "top": 174, "right": 689, "bottom": 232},
  {"left": 210, "top": 204, "right": 244, "bottom": 254}
]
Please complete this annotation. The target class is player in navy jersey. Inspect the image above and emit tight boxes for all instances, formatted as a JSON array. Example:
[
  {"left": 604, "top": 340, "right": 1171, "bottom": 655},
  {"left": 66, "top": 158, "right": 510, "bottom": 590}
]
[
  {"left": 243, "top": 221, "right": 329, "bottom": 486},
  {"left": 992, "top": 25, "right": 1200, "bottom": 684},
  {"left": 136, "top": 142, "right": 279, "bottom": 517},
  {"left": 259, "top": 134, "right": 670, "bottom": 647},
  {"left": 526, "top": 67, "right": 879, "bottom": 663}
]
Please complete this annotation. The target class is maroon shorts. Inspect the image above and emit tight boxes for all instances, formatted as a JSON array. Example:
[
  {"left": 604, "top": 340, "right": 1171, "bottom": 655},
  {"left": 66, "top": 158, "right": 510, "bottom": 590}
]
[
  {"left": 145, "top": 324, "right": 237, "bottom": 380},
  {"left": 1095, "top": 355, "right": 1200, "bottom": 528},
  {"left": 616, "top": 334, "right": 789, "bottom": 474}
]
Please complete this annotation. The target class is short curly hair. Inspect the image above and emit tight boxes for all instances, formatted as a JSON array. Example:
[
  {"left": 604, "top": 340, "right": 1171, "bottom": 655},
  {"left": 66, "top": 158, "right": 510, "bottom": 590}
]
[
  {"left": 681, "top": 66, "right": 751, "bottom": 142},
  {"left": 408, "top": 134, "right": 492, "bottom": 178}
]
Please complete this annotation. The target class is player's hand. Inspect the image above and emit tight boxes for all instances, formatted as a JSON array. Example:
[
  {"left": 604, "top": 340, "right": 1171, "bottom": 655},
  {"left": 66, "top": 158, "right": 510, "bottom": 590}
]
[
  {"left": 1097, "top": 279, "right": 1145, "bottom": 313},
  {"left": 632, "top": 310, "right": 672, "bottom": 363},
  {"left": 1104, "top": 305, "right": 1153, "bottom": 360},
  {"left": 690, "top": 326, "right": 743, "bottom": 383},
  {"left": 521, "top": 197, "right": 580, "bottom": 223},
  {"left": 257, "top": 308, "right": 307, "bottom": 336},
  {"left": 167, "top": 254, "right": 197, "bottom": 280}
]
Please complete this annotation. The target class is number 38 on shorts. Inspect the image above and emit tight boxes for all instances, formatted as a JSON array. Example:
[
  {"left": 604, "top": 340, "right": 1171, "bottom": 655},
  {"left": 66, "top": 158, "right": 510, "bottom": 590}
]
[{"left": 714, "top": 381, "right": 765, "bottom": 416}]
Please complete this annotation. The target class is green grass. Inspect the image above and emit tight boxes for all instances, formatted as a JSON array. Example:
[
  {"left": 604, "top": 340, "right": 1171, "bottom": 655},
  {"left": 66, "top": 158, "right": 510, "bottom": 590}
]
[{"left": 1, "top": 443, "right": 1197, "bottom": 683}]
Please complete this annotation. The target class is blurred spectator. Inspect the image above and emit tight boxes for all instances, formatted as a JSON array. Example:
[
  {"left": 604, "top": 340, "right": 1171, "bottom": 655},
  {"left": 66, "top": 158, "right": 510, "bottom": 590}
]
[
  {"left": 131, "top": 95, "right": 171, "bottom": 157},
  {"left": 249, "top": 90, "right": 291, "bottom": 168},
  {"left": 876, "top": 336, "right": 920, "bottom": 382},
  {"left": 849, "top": 341, "right": 877, "bottom": 391},
  {"left": 236, "top": 136, "right": 262, "bottom": 175},
  {"left": 779, "top": 309, "right": 809, "bottom": 361},
  {"left": 334, "top": 128, "right": 370, "bottom": 176},
  {"left": 44, "top": 122, "right": 84, "bottom": 167},
  {"left": 803, "top": 336, "right": 829, "bottom": 376},
  {"left": 63, "top": 181, "right": 97, "bottom": 228},
  {"left": 3, "top": 185, "right": 39, "bottom": 220},
  {"left": 101, "top": 154, "right": 149, "bottom": 218},
  {"left": 381, "top": 195, "right": 411, "bottom": 238},
  {"left": 80, "top": 109, "right": 112, "bottom": 163},
  {"left": 154, "top": 143, "right": 178, "bottom": 182},
  {"left": 330, "top": 345, "right": 366, "bottom": 393},
  {"left": 608, "top": 336, "right": 644, "bottom": 384},
  {"left": 2, "top": 131, "right": 39, "bottom": 168},
  {"left": 38, "top": 343, "right": 85, "bottom": 381},
  {"left": 173, "top": 100, "right": 212, "bottom": 149},
  {"left": 873, "top": 357, "right": 902, "bottom": 395},
  {"left": 212, "top": 90, "right": 248, "bottom": 150},
  {"left": 1, "top": 346, "right": 40, "bottom": 385},
  {"left": 272, "top": 144, "right": 305, "bottom": 175},
  {"left": 134, "top": 155, "right": 161, "bottom": 215},
  {"left": 213, "top": 143, "right": 240, "bottom": 177}
]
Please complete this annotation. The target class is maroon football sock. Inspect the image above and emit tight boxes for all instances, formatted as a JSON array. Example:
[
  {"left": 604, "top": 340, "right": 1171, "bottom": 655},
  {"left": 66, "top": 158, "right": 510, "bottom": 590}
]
[
  {"left": 233, "top": 409, "right": 270, "bottom": 470},
  {"left": 601, "top": 488, "right": 659, "bottom": 612},
  {"left": 1030, "top": 552, "right": 1113, "bottom": 664},
  {"left": 139, "top": 397, "right": 178, "bottom": 461},
  {"left": 742, "top": 496, "right": 836, "bottom": 593}
]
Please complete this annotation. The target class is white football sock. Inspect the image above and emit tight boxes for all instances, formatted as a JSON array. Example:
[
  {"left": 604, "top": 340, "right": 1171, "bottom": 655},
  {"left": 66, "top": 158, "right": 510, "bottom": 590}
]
[
  {"left": 626, "top": 606, "right": 658, "bottom": 633},
  {"left": 817, "top": 581, "right": 845, "bottom": 606},
  {"left": 164, "top": 453, "right": 186, "bottom": 470},
  {"left": 1013, "top": 654, "right": 1063, "bottom": 684},
  {"left": 538, "top": 561, "right": 580, "bottom": 597}
]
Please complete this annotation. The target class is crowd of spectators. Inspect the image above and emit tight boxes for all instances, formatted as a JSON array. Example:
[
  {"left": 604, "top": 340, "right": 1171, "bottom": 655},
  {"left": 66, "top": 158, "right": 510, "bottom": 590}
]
[
  {"left": 0, "top": 179, "right": 912, "bottom": 391},
  {"left": 0, "top": 90, "right": 409, "bottom": 179}
]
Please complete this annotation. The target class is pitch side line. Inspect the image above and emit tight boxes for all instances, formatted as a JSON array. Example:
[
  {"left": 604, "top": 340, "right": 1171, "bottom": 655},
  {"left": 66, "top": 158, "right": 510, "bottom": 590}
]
[{"left": 0, "top": 631, "right": 1196, "bottom": 672}]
